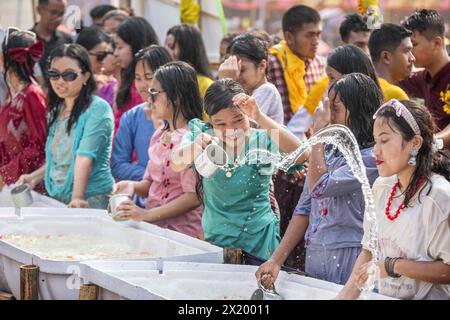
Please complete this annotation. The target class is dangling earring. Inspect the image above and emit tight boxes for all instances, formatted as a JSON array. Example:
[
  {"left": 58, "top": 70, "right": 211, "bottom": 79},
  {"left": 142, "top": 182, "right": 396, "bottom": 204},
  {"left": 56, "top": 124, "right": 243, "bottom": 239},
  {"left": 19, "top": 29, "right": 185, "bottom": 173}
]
[{"left": 408, "top": 148, "right": 418, "bottom": 166}]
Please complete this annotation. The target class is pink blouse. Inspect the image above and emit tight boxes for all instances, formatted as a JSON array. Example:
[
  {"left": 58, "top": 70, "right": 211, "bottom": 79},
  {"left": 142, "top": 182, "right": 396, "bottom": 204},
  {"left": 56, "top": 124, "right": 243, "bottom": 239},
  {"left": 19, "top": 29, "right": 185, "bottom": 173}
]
[{"left": 143, "top": 126, "right": 203, "bottom": 238}]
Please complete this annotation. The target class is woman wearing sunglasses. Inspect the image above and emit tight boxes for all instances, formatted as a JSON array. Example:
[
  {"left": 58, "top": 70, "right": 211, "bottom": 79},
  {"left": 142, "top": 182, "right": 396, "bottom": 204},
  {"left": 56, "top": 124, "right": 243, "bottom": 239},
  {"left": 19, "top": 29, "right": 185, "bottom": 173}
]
[
  {"left": 114, "top": 61, "right": 203, "bottom": 239},
  {"left": 0, "top": 29, "right": 47, "bottom": 192},
  {"left": 18, "top": 44, "right": 114, "bottom": 209},
  {"left": 111, "top": 45, "right": 172, "bottom": 207},
  {"left": 75, "top": 26, "right": 113, "bottom": 86}
]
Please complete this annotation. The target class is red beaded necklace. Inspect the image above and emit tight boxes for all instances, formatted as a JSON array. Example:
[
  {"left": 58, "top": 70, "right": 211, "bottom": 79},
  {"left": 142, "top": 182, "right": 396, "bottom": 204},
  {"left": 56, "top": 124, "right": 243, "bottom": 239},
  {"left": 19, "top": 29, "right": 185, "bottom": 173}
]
[{"left": 385, "top": 176, "right": 425, "bottom": 221}]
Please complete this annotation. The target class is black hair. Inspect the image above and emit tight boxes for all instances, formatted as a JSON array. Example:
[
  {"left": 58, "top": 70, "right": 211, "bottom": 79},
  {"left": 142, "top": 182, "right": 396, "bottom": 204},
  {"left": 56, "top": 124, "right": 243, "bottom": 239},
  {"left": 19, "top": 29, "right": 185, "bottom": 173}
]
[
  {"left": 328, "top": 73, "right": 382, "bottom": 148},
  {"left": 75, "top": 26, "right": 110, "bottom": 51},
  {"left": 167, "top": 24, "right": 212, "bottom": 78},
  {"left": 339, "top": 13, "right": 370, "bottom": 43},
  {"left": 116, "top": 17, "right": 159, "bottom": 110},
  {"left": 2, "top": 30, "right": 38, "bottom": 93},
  {"left": 38, "top": 0, "right": 49, "bottom": 5},
  {"left": 327, "top": 44, "right": 381, "bottom": 90},
  {"left": 282, "top": 5, "right": 321, "bottom": 34},
  {"left": 135, "top": 45, "right": 173, "bottom": 74},
  {"left": 401, "top": 9, "right": 445, "bottom": 40},
  {"left": 154, "top": 61, "right": 203, "bottom": 130},
  {"left": 90, "top": 4, "right": 117, "bottom": 20},
  {"left": 229, "top": 33, "right": 268, "bottom": 66},
  {"left": 375, "top": 100, "right": 450, "bottom": 207},
  {"left": 46, "top": 44, "right": 97, "bottom": 134},
  {"left": 220, "top": 32, "right": 239, "bottom": 46},
  {"left": 369, "top": 23, "right": 413, "bottom": 63},
  {"left": 204, "top": 79, "right": 246, "bottom": 116}
]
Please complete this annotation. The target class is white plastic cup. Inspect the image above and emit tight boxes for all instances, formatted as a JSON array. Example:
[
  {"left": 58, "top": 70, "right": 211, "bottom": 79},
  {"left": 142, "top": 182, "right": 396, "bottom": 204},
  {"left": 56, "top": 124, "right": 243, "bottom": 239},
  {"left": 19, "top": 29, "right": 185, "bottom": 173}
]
[
  {"left": 10, "top": 184, "right": 33, "bottom": 207},
  {"left": 194, "top": 141, "right": 228, "bottom": 178},
  {"left": 108, "top": 194, "right": 131, "bottom": 221}
]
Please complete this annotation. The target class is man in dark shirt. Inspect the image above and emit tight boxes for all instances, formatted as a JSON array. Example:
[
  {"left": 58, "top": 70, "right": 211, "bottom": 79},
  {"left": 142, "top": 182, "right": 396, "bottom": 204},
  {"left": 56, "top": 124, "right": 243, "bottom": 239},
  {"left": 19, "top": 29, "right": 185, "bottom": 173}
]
[
  {"left": 30, "top": 0, "right": 73, "bottom": 82},
  {"left": 399, "top": 9, "right": 450, "bottom": 137}
]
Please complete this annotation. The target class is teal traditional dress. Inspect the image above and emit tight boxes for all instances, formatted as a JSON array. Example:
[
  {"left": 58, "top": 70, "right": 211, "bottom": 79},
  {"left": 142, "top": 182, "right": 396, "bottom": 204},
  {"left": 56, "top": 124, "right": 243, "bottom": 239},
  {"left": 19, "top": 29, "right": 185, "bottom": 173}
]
[
  {"left": 44, "top": 96, "right": 115, "bottom": 208},
  {"left": 181, "top": 119, "right": 283, "bottom": 260}
]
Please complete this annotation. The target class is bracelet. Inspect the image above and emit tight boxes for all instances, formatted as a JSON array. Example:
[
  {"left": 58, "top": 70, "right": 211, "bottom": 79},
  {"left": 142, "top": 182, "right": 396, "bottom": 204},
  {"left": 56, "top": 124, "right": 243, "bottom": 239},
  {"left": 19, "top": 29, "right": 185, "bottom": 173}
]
[{"left": 384, "top": 257, "right": 401, "bottom": 278}]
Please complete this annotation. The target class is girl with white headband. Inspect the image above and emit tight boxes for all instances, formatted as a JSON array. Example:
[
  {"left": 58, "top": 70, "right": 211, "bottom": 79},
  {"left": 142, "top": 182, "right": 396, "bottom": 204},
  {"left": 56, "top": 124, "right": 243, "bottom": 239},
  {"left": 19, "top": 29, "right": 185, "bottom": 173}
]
[{"left": 338, "top": 99, "right": 450, "bottom": 300}]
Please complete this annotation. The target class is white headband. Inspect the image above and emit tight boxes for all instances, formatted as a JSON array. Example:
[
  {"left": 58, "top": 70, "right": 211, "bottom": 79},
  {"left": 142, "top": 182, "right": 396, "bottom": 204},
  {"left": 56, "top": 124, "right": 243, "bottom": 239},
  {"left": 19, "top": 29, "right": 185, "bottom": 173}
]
[{"left": 373, "top": 99, "right": 421, "bottom": 135}]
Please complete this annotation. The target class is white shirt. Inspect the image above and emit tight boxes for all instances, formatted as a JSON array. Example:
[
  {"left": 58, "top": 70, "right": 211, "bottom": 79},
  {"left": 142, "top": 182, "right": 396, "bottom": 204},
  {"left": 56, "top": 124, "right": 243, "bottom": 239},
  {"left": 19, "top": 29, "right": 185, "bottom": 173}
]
[
  {"left": 252, "top": 82, "right": 284, "bottom": 125},
  {"left": 362, "top": 175, "right": 450, "bottom": 299}
]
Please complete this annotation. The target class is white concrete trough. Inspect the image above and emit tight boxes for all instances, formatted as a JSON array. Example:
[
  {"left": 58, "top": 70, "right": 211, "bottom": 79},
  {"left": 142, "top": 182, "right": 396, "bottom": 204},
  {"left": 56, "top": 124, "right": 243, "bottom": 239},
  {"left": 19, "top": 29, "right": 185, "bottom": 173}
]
[
  {"left": 79, "top": 261, "right": 395, "bottom": 300},
  {"left": 0, "top": 208, "right": 223, "bottom": 300}
]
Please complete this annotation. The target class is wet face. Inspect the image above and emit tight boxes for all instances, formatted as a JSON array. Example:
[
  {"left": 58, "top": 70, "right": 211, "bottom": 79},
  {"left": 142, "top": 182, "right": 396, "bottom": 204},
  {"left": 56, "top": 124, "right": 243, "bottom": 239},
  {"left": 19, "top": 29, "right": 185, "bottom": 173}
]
[
  {"left": 88, "top": 42, "right": 109, "bottom": 74},
  {"left": 37, "top": 0, "right": 67, "bottom": 32},
  {"left": 135, "top": 60, "right": 154, "bottom": 101},
  {"left": 346, "top": 31, "right": 371, "bottom": 56},
  {"left": 328, "top": 89, "right": 348, "bottom": 126},
  {"left": 285, "top": 22, "right": 321, "bottom": 59},
  {"left": 148, "top": 79, "right": 171, "bottom": 121},
  {"left": 210, "top": 106, "right": 250, "bottom": 147},
  {"left": 165, "top": 34, "right": 180, "bottom": 60},
  {"left": 113, "top": 34, "right": 133, "bottom": 69},
  {"left": 49, "top": 56, "right": 90, "bottom": 99},
  {"left": 390, "top": 37, "right": 415, "bottom": 82},
  {"left": 410, "top": 31, "right": 434, "bottom": 68},
  {"left": 373, "top": 118, "right": 416, "bottom": 177},
  {"left": 104, "top": 18, "right": 122, "bottom": 35},
  {"left": 237, "top": 56, "right": 266, "bottom": 93},
  {"left": 325, "top": 66, "right": 343, "bottom": 89}
]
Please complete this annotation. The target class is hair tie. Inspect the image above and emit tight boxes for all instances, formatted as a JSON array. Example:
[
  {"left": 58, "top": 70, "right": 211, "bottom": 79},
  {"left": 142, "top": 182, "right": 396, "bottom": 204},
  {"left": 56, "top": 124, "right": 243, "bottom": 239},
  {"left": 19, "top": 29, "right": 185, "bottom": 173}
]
[{"left": 7, "top": 40, "right": 45, "bottom": 64}]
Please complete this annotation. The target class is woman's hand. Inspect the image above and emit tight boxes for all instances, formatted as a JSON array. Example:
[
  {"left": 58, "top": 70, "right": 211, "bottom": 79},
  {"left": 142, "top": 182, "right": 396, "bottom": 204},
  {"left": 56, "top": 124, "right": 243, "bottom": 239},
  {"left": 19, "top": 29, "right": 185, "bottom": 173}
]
[
  {"left": 255, "top": 259, "right": 282, "bottom": 290},
  {"left": 355, "top": 260, "right": 385, "bottom": 291},
  {"left": 312, "top": 97, "right": 331, "bottom": 133},
  {"left": 114, "top": 181, "right": 135, "bottom": 197},
  {"left": 68, "top": 198, "right": 89, "bottom": 208},
  {"left": 218, "top": 55, "right": 241, "bottom": 80},
  {"left": 194, "top": 132, "right": 218, "bottom": 151},
  {"left": 114, "top": 199, "right": 147, "bottom": 221},
  {"left": 16, "top": 174, "right": 40, "bottom": 190},
  {"left": 232, "top": 93, "right": 262, "bottom": 122}
]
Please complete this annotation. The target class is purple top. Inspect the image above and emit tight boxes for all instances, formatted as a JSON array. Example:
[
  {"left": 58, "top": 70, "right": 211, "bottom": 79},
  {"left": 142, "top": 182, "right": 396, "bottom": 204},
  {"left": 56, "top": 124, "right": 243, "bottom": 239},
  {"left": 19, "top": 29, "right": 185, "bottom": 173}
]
[{"left": 294, "top": 146, "right": 379, "bottom": 250}]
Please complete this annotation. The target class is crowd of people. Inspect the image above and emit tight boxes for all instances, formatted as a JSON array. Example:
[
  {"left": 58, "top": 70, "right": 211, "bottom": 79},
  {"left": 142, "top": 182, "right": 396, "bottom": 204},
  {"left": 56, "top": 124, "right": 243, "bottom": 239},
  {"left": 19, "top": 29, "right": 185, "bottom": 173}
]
[{"left": 0, "top": 0, "right": 449, "bottom": 300}]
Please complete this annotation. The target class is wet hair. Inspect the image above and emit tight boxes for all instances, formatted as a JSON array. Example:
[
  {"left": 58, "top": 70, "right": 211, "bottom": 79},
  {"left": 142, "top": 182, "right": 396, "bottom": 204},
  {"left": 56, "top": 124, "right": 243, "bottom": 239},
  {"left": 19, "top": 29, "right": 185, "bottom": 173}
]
[
  {"left": 369, "top": 23, "right": 413, "bottom": 63},
  {"left": 248, "top": 28, "right": 273, "bottom": 47},
  {"left": 116, "top": 17, "right": 159, "bottom": 110},
  {"left": 229, "top": 33, "right": 268, "bottom": 66},
  {"left": 90, "top": 4, "right": 117, "bottom": 20},
  {"left": 167, "top": 24, "right": 212, "bottom": 78},
  {"left": 47, "top": 44, "right": 97, "bottom": 134},
  {"left": 401, "top": 9, "right": 445, "bottom": 40},
  {"left": 327, "top": 44, "right": 381, "bottom": 89},
  {"left": 154, "top": 61, "right": 203, "bottom": 129},
  {"left": 204, "top": 79, "right": 246, "bottom": 116},
  {"left": 374, "top": 100, "right": 450, "bottom": 207},
  {"left": 135, "top": 45, "right": 173, "bottom": 74},
  {"left": 339, "top": 14, "right": 370, "bottom": 43},
  {"left": 282, "top": 5, "right": 321, "bottom": 34},
  {"left": 75, "top": 26, "right": 110, "bottom": 51},
  {"left": 102, "top": 9, "right": 129, "bottom": 25},
  {"left": 328, "top": 73, "right": 383, "bottom": 149},
  {"left": 2, "top": 30, "right": 38, "bottom": 92}
]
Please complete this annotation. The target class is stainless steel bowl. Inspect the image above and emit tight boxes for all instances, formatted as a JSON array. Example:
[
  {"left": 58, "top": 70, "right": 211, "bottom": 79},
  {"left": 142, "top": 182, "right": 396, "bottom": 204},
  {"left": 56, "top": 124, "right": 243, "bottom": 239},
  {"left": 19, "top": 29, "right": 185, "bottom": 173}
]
[{"left": 10, "top": 184, "right": 33, "bottom": 207}]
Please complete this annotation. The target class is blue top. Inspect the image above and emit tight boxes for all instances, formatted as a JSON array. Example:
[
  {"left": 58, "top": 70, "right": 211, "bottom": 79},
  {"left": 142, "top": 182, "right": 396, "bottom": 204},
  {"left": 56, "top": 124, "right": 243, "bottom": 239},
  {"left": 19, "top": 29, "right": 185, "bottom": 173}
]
[
  {"left": 45, "top": 96, "right": 115, "bottom": 203},
  {"left": 111, "top": 103, "right": 155, "bottom": 181},
  {"left": 294, "top": 146, "right": 379, "bottom": 250}
]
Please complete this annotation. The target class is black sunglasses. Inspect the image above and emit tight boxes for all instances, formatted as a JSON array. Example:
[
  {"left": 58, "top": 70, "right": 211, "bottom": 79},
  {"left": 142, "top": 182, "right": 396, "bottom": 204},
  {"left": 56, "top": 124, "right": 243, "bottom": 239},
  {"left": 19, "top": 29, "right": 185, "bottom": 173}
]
[
  {"left": 48, "top": 70, "right": 83, "bottom": 82},
  {"left": 148, "top": 88, "right": 165, "bottom": 103},
  {"left": 89, "top": 51, "right": 114, "bottom": 62}
]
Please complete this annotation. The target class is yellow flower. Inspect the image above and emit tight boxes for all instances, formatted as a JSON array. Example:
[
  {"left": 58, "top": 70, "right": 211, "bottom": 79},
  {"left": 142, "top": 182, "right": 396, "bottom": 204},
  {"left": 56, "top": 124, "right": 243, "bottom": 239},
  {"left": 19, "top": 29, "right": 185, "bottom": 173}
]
[{"left": 440, "top": 88, "right": 450, "bottom": 115}]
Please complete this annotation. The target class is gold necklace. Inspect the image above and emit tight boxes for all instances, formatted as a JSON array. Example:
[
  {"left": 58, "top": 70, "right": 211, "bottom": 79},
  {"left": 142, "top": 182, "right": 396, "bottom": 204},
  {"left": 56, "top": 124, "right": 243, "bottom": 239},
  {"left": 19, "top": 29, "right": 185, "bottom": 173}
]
[{"left": 224, "top": 157, "right": 240, "bottom": 178}]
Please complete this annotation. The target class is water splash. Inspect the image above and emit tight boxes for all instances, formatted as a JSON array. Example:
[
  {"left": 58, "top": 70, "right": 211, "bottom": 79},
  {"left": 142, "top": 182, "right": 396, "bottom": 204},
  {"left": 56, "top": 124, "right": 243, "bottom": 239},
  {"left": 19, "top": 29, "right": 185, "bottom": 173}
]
[
  {"left": 278, "top": 124, "right": 379, "bottom": 297},
  {"left": 238, "top": 125, "right": 379, "bottom": 297}
]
